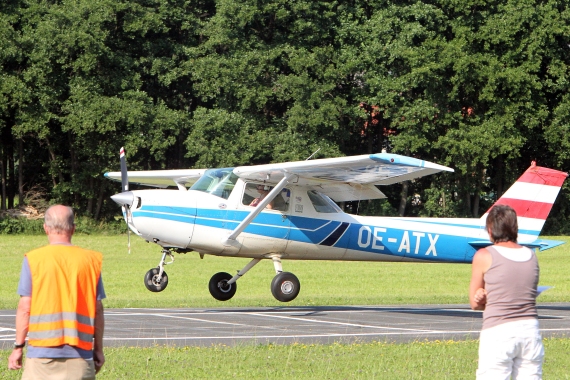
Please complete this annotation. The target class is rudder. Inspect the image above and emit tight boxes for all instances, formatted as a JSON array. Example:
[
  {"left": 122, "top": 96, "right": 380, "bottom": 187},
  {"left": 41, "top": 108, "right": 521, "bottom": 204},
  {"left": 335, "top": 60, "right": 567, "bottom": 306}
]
[{"left": 482, "top": 162, "right": 567, "bottom": 240}]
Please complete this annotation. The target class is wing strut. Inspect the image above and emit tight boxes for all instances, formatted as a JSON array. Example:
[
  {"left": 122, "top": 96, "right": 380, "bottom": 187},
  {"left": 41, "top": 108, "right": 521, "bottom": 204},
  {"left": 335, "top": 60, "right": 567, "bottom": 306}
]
[{"left": 222, "top": 173, "right": 294, "bottom": 246}]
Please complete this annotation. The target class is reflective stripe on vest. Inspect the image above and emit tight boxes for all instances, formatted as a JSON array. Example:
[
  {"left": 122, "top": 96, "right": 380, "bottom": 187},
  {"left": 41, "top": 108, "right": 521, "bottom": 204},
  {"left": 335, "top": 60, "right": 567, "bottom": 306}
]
[
  {"left": 29, "top": 312, "right": 95, "bottom": 350},
  {"left": 30, "top": 312, "right": 94, "bottom": 326}
]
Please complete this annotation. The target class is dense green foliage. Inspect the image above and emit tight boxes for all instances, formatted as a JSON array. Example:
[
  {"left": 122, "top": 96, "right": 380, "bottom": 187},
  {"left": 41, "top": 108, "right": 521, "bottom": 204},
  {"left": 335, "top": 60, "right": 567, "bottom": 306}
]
[{"left": 1, "top": 0, "right": 569, "bottom": 230}]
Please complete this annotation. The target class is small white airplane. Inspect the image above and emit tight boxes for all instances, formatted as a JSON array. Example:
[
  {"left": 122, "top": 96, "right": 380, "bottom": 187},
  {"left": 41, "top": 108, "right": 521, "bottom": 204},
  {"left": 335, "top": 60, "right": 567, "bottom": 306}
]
[{"left": 105, "top": 148, "right": 567, "bottom": 302}]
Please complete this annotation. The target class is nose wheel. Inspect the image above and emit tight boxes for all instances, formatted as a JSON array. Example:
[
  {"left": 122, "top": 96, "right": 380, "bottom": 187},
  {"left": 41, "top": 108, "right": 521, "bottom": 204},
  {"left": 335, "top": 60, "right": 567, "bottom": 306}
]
[
  {"left": 144, "top": 267, "right": 169, "bottom": 292},
  {"left": 143, "top": 249, "right": 174, "bottom": 292}
]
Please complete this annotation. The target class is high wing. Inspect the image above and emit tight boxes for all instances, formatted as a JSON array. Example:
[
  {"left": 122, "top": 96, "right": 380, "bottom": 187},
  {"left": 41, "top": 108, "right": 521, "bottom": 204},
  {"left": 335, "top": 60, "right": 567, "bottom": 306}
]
[
  {"left": 104, "top": 169, "right": 205, "bottom": 190},
  {"left": 233, "top": 153, "right": 454, "bottom": 202},
  {"left": 104, "top": 152, "right": 453, "bottom": 200}
]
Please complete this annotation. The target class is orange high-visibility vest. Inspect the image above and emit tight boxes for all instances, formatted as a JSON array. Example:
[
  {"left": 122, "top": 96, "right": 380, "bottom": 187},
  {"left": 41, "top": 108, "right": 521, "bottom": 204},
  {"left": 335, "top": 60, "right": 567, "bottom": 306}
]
[{"left": 26, "top": 245, "right": 103, "bottom": 351}]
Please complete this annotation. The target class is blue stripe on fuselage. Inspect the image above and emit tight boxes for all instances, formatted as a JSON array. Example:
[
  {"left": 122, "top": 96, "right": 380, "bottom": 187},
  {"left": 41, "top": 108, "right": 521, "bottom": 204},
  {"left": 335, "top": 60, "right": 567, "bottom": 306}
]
[
  {"left": 389, "top": 218, "right": 539, "bottom": 237},
  {"left": 340, "top": 223, "right": 473, "bottom": 262},
  {"left": 131, "top": 206, "right": 498, "bottom": 263}
]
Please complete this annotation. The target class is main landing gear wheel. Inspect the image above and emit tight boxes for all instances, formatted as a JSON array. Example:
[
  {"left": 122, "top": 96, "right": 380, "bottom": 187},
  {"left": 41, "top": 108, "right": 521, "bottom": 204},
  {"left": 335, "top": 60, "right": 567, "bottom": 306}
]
[
  {"left": 209, "top": 272, "right": 237, "bottom": 301},
  {"left": 144, "top": 267, "right": 169, "bottom": 292},
  {"left": 271, "top": 272, "right": 300, "bottom": 302}
]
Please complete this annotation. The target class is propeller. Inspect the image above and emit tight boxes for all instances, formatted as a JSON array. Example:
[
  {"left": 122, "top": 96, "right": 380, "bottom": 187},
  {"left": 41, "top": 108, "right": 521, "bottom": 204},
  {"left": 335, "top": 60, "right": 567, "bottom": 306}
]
[
  {"left": 112, "top": 146, "right": 134, "bottom": 254},
  {"left": 120, "top": 146, "right": 129, "bottom": 192}
]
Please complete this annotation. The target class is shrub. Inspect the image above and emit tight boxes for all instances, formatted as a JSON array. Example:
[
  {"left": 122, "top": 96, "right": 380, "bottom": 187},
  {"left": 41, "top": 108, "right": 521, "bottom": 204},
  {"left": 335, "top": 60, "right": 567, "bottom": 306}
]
[{"left": 0, "top": 216, "right": 126, "bottom": 235}]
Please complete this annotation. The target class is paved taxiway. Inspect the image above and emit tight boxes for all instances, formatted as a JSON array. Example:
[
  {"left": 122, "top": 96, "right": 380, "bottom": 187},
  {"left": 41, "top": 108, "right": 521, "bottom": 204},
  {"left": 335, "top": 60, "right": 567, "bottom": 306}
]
[{"left": 1, "top": 304, "right": 569, "bottom": 348}]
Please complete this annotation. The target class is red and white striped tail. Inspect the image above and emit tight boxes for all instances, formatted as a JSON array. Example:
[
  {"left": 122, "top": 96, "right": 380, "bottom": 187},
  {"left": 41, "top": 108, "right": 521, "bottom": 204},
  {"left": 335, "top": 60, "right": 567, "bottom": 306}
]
[{"left": 482, "top": 162, "right": 568, "bottom": 238}]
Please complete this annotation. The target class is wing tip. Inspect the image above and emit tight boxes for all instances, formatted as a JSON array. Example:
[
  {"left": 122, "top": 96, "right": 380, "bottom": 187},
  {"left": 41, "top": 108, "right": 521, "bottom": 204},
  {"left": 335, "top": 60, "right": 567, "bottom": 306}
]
[{"left": 369, "top": 153, "right": 454, "bottom": 172}]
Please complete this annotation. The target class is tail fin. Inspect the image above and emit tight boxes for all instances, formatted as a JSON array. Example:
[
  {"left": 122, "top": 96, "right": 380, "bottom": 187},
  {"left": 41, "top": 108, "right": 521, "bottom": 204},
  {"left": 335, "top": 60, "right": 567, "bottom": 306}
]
[{"left": 482, "top": 162, "right": 568, "bottom": 241}]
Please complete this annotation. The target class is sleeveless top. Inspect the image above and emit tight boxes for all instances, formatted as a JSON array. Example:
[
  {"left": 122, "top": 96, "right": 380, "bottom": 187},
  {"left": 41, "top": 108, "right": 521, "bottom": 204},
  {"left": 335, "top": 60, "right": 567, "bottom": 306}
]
[{"left": 482, "top": 245, "right": 539, "bottom": 330}]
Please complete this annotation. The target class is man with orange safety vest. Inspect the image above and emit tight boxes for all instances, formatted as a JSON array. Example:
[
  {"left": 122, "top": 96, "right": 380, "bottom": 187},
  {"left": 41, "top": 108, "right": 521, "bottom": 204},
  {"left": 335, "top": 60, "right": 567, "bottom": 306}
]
[{"left": 8, "top": 205, "right": 105, "bottom": 379}]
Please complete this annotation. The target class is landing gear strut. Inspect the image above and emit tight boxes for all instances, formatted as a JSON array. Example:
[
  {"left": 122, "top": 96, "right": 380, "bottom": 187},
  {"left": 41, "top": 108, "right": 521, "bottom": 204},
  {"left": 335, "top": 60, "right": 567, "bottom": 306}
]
[
  {"left": 206, "top": 256, "right": 301, "bottom": 302},
  {"left": 144, "top": 249, "right": 174, "bottom": 292}
]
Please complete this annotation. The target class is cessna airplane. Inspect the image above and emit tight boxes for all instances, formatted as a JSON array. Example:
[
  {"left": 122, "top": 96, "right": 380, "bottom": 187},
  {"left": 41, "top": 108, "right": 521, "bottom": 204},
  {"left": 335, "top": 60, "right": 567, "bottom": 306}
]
[{"left": 105, "top": 149, "right": 567, "bottom": 302}]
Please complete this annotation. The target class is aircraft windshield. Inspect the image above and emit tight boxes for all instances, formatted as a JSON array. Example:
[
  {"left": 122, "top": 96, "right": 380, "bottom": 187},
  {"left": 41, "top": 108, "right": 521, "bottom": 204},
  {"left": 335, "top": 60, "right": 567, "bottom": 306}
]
[
  {"left": 190, "top": 168, "right": 238, "bottom": 200},
  {"left": 307, "top": 190, "right": 342, "bottom": 213}
]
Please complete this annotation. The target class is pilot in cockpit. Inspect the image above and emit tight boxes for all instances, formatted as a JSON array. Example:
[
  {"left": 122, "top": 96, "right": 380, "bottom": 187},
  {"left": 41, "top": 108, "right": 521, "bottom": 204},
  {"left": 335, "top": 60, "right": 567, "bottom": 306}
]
[
  {"left": 245, "top": 183, "right": 289, "bottom": 211},
  {"left": 249, "top": 185, "right": 274, "bottom": 209}
]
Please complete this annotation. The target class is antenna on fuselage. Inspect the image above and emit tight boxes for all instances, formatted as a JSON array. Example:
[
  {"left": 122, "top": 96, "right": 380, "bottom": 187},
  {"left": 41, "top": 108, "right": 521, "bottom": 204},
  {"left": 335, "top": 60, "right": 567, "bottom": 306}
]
[{"left": 305, "top": 148, "right": 321, "bottom": 161}]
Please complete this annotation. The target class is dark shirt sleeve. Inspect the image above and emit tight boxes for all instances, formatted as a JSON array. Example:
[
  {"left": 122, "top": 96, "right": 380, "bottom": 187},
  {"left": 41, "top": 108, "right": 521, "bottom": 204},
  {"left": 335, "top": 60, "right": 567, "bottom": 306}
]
[
  {"left": 17, "top": 257, "right": 32, "bottom": 297},
  {"left": 97, "top": 275, "right": 106, "bottom": 300}
]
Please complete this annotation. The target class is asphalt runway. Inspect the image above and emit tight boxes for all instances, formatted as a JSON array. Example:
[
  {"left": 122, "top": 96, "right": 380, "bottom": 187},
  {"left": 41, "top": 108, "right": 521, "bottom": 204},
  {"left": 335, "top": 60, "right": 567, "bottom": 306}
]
[{"left": 1, "top": 303, "right": 569, "bottom": 348}]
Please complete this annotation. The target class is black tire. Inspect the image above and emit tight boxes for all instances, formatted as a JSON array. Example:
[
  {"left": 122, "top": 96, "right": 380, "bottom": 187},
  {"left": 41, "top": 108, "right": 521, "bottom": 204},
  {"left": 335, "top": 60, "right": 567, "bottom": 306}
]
[
  {"left": 144, "top": 267, "right": 168, "bottom": 292},
  {"left": 271, "top": 272, "right": 300, "bottom": 302},
  {"left": 209, "top": 272, "right": 237, "bottom": 301}
]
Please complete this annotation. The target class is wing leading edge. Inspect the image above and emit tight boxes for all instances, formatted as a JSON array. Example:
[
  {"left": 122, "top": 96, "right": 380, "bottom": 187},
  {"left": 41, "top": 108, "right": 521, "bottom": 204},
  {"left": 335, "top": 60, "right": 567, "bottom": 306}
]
[
  {"left": 104, "top": 169, "right": 205, "bottom": 190},
  {"left": 234, "top": 153, "right": 453, "bottom": 202},
  {"left": 104, "top": 153, "right": 453, "bottom": 201}
]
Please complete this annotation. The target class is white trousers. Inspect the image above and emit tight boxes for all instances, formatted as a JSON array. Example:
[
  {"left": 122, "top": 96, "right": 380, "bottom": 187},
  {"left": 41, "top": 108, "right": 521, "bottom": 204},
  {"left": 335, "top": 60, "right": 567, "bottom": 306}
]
[{"left": 477, "top": 319, "right": 544, "bottom": 380}]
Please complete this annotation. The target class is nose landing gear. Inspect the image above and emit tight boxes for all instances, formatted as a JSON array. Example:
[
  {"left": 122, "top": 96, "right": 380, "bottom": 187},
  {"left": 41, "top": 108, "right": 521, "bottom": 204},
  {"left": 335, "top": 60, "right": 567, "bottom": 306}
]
[{"left": 144, "top": 249, "right": 174, "bottom": 292}]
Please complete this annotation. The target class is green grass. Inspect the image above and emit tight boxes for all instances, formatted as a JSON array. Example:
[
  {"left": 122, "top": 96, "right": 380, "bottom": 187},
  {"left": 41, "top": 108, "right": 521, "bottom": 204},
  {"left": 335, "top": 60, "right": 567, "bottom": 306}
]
[
  {"left": 1, "top": 338, "right": 569, "bottom": 379},
  {"left": 1, "top": 235, "right": 569, "bottom": 308},
  {"left": 1, "top": 235, "right": 569, "bottom": 379}
]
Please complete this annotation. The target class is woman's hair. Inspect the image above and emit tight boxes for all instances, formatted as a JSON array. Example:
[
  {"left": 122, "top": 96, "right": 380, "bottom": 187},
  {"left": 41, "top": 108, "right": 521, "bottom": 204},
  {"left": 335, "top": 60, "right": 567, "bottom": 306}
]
[{"left": 486, "top": 205, "right": 518, "bottom": 243}]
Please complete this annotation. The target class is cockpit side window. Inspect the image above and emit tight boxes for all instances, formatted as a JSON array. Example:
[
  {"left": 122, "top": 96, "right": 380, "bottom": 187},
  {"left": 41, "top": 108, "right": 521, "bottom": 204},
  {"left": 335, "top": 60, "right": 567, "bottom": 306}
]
[
  {"left": 190, "top": 168, "right": 238, "bottom": 200},
  {"left": 243, "top": 183, "right": 290, "bottom": 211},
  {"left": 307, "top": 190, "right": 342, "bottom": 213}
]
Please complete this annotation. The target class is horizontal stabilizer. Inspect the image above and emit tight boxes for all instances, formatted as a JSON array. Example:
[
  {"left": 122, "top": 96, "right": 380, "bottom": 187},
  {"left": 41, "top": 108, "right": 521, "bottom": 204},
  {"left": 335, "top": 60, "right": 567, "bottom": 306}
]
[
  {"left": 532, "top": 239, "right": 566, "bottom": 251},
  {"left": 537, "top": 286, "right": 552, "bottom": 296},
  {"left": 468, "top": 240, "right": 492, "bottom": 248},
  {"left": 469, "top": 239, "right": 565, "bottom": 251}
]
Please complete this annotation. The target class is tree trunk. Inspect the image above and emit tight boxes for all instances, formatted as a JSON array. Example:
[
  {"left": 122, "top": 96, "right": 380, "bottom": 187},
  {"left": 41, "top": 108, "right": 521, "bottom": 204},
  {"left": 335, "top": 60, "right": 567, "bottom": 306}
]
[
  {"left": 177, "top": 131, "right": 185, "bottom": 168},
  {"left": 398, "top": 181, "right": 409, "bottom": 216},
  {"left": 87, "top": 176, "right": 94, "bottom": 215},
  {"left": 45, "top": 137, "right": 61, "bottom": 186},
  {"left": 0, "top": 145, "right": 5, "bottom": 210},
  {"left": 8, "top": 139, "right": 15, "bottom": 209},
  {"left": 472, "top": 192, "right": 480, "bottom": 217},
  {"left": 68, "top": 132, "right": 80, "bottom": 206},
  {"left": 495, "top": 157, "right": 504, "bottom": 200},
  {"left": 94, "top": 180, "right": 105, "bottom": 220},
  {"left": 18, "top": 139, "right": 24, "bottom": 206},
  {"left": 377, "top": 115, "right": 384, "bottom": 153},
  {"left": 472, "top": 167, "right": 486, "bottom": 217}
]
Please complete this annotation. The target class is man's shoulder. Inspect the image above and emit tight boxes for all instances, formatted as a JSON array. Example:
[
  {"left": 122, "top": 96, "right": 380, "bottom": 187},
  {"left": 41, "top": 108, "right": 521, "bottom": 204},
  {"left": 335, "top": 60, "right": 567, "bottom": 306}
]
[
  {"left": 70, "top": 246, "right": 102, "bottom": 253},
  {"left": 27, "top": 245, "right": 103, "bottom": 261},
  {"left": 71, "top": 246, "right": 104, "bottom": 260},
  {"left": 25, "top": 245, "right": 52, "bottom": 258}
]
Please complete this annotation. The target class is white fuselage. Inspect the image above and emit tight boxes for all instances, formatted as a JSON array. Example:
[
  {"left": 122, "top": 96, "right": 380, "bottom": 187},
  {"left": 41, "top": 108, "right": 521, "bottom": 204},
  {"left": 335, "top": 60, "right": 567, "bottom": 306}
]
[{"left": 124, "top": 178, "right": 512, "bottom": 265}]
